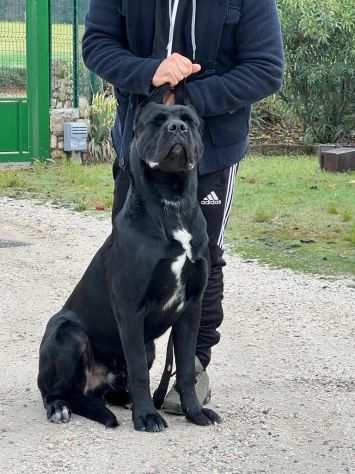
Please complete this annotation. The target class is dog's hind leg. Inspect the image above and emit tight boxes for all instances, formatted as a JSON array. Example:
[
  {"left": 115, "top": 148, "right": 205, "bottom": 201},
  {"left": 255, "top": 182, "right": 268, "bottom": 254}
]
[
  {"left": 105, "top": 341, "right": 154, "bottom": 408},
  {"left": 68, "top": 393, "right": 119, "bottom": 428},
  {"left": 45, "top": 398, "right": 71, "bottom": 423},
  {"left": 105, "top": 342, "right": 154, "bottom": 409},
  {"left": 38, "top": 313, "right": 119, "bottom": 428},
  {"left": 38, "top": 317, "right": 83, "bottom": 424}
]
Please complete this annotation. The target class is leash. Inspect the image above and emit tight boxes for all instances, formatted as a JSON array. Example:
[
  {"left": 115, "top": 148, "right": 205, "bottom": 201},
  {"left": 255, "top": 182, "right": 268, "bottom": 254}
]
[{"left": 153, "top": 331, "right": 174, "bottom": 409}]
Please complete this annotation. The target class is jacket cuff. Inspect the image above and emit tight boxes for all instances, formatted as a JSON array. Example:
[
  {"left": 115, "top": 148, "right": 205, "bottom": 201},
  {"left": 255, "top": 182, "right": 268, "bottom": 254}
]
[{"left": 137, "top": 58, "right": 162, "bottom": 96}]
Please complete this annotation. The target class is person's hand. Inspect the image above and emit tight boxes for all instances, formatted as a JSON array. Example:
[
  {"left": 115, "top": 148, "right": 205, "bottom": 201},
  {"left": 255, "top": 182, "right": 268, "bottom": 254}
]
[{"left": 152, "top": 53, "right": 201, "bottom": 87}]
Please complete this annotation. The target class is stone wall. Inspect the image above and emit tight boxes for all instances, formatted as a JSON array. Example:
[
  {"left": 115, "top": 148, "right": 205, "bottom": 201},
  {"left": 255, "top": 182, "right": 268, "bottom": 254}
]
[
  {"left": 50, "top": 62, "right": 91, "bottom": 161},
  {"left": 50, "top": 97, "right": 90, "bottom": 161},
  {"left": 51, "top": 77, "right": 73, "bottom": 110}
]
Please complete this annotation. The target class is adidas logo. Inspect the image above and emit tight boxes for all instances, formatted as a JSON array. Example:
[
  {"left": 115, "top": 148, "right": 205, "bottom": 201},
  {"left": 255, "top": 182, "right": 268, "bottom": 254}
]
[{"left": 201, "top": 191, "right": 222, "bottom": 205}]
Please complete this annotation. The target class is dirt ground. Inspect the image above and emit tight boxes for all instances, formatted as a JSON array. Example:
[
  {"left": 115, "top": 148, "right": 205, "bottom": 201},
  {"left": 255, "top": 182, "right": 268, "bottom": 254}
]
[{"left": 0, "top": 196, "right": 354, "bottom": 474}]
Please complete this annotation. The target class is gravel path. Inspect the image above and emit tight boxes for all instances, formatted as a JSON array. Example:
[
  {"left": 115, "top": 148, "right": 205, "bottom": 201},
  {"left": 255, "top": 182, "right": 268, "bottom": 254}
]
[{"left": 0, "top": 196, "right": 354, "bottom": 474}]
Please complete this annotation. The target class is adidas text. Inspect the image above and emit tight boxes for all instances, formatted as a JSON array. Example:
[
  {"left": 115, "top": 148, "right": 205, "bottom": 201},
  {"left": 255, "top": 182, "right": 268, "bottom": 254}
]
[{"left": 201, "top": 191, "right": 222, "bottom": 206}]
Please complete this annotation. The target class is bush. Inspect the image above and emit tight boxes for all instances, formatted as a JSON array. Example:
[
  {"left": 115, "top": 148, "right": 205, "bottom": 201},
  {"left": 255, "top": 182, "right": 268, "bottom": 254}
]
[
  {"left": 88, "top": 92, "right": 117, "bottom": 163},
  {"left": 0, "top": 67, "right": 26, "bottom": 89},
  {"left": 278, "top": 0, "right": 355, "bottom": 143},
  {"left": 251, "top": 94, "right": 295, "bottom": 129}
]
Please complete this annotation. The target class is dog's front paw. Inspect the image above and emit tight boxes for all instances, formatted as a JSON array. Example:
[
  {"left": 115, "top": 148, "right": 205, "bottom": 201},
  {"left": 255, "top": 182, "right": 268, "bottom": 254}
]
[
  {"left": 46, "top": 400, "right": 71, "bottom": 424},
  {"left": 133, "top": 410, "right": 168, "bottom": 433},
  {"left": 185, "top": 408, "right": 222, "bottom": 426}
]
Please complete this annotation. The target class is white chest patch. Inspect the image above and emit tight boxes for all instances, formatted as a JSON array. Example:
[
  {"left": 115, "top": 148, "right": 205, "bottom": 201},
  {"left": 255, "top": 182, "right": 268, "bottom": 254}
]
[
  {"left": 163, "top": 228, "right": 193, "bottom": 312},
  {"left": 147, "top": 160, "right": 159, "bottom": 168}
]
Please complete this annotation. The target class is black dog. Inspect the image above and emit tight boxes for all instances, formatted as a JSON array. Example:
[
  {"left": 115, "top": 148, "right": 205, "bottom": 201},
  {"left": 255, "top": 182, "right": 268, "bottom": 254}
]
[{"left": 37, "top": 90, "right": 221, "bottom": 432}]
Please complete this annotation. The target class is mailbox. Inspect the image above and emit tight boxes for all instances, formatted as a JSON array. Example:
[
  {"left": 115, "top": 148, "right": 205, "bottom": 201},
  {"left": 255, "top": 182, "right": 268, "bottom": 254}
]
[{"left": 64, "top": 122, "right": 88, "bottom": 152}]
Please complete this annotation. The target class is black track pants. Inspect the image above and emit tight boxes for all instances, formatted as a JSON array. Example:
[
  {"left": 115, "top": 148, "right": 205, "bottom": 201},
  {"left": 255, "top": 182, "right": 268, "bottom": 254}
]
[{"left": 112, "top": 163, "right": 239, "bottom": 369}]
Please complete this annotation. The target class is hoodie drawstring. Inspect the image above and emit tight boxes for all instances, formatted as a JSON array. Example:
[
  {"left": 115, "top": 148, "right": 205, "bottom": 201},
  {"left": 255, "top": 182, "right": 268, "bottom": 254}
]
[
  {"left": 167, "top": 0, "right": 197, "bottom": 61},
  {"left": 191, "top": 0, "right": 197, "bottom": 61}
]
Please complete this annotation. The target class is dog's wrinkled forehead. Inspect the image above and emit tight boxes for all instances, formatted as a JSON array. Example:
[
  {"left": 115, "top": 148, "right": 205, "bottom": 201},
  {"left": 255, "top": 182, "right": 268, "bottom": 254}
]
[{"left": 135, "top": 102, "right": 201, "bottom": 130}]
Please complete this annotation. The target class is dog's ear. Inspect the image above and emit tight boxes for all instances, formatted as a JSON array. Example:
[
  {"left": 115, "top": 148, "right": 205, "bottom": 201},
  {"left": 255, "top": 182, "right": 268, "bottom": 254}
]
[
  {"left": 133, "top": 84, "right": 174, "bottom": 132},
  {"left": 137, "top": 83, "right": 192, "bottom": 110}
]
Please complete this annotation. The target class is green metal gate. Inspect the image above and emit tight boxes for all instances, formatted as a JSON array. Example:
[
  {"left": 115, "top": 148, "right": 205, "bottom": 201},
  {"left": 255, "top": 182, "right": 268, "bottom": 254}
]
[{"left": 0, "top": 0, "right": 50, "bottom": 163}]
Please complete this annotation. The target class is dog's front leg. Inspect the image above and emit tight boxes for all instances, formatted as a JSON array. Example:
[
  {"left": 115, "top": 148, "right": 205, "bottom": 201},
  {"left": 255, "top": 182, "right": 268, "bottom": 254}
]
[
  {"left": 117, "top": 314, "right": 168, "bottom": 432},
  {"left": 173, "top": 303, "right": 222, "bottom": 426}
]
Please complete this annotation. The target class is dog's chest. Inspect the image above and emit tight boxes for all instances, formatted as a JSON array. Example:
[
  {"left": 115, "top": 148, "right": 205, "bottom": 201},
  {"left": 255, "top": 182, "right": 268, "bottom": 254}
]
[
  {"left": 163, "top": 228, "right": 193, "bottom": 313},
  {"left": 144, "top": 227, "right": 204, "bottom": 318}
]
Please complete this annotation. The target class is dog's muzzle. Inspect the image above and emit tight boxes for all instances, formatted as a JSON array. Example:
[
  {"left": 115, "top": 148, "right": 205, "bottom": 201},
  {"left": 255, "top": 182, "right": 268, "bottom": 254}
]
[
  {"left": 149, "top": 120, "right": 195, "bottom": 173},
  {"left": 158, "top": 141, "right": 195, "bottom": 173}
]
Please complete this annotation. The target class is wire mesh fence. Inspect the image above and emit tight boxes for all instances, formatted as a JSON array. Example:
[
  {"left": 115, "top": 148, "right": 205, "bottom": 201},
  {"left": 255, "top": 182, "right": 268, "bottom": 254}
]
[
  {"left": 0, "top": 0, "right": 99, "bottom": 105},
  {"left": 0, "top": 0, "right": 27, "bottom": 98},
  {"left": 51, "top": 0, "right": 93, "bottom": 109}
]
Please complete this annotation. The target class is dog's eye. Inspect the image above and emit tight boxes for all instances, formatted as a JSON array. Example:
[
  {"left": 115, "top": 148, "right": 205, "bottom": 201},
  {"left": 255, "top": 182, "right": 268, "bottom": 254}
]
[
  {"left": 180, "top": 114, "right": 191, "bottom": 122},
  {"left": 180, "top": 114, "right": 192, "bottom": 123},
  {"left": 154, "top": 113, "right": 168, "bottom": 124}
]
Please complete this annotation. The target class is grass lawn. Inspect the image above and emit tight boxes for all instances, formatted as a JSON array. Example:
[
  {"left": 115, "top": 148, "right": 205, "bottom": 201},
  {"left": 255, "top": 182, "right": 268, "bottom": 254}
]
[
  {"left": 0, "top": 156, "right": 354, "bottom": 278},
  {"left": 0, "top": 22, "right": 81, "bottom": 68},
  {"left": 228, "top": 156, "right": 355, "bottom": 277}
]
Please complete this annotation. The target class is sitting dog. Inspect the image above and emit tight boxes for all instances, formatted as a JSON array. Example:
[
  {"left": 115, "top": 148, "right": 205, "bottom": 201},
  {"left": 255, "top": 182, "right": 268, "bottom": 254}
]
[{"left": 37, "top": 89, "right": 221, "bottom": 432}]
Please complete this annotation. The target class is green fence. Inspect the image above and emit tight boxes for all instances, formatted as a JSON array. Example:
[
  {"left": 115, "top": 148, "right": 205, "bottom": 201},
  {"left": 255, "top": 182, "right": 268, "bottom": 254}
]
[
  {"left": 0, "top": 0, "right": 50, "bottom": 163},
  {"left": 0, "top": 0, "right": 98, "bottom": 163},
  {"left": 0, "top": 0, "right": 97, "bottom": 107},
  {"left": 0, "top": 0, "right": 27, "bottom": 98},
  {"left": 51, "top": 0, "right": 94, "bottom": 109}
]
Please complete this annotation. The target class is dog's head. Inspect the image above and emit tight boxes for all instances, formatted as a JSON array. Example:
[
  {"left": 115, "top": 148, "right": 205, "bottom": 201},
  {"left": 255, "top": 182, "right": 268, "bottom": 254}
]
[{"left": 131, "top": 86, "right": 204, "bottom": 173}]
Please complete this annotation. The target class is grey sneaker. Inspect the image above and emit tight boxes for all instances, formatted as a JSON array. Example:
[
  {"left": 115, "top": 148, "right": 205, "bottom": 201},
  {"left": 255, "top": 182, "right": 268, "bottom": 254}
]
[{"left": 161, "top": 357, "right": 211, "bottom": 415}]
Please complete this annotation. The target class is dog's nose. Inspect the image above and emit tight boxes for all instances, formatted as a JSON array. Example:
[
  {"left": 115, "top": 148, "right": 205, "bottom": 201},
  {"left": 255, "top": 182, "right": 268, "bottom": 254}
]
[{"left": 167, "top": 120, "right": 188, "bottom": 134}]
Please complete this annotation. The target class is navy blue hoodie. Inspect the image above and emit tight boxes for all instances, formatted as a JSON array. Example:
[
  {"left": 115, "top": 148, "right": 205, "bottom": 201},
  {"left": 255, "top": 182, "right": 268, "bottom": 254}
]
[{"left": 82, "top": 0, "right": 284, "bottom": 174}]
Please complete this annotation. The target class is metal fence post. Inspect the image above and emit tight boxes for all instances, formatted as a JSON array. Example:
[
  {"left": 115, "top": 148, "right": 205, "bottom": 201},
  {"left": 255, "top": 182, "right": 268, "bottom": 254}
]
[
  {"left": 48, "top": 0, "right": 52, "bottom": 103},
  {"left": 26, "top": 0, "right": 50, "bottom": 160},
  {"left": 73, "top": 0, "right": 79, "bottom": 108}
]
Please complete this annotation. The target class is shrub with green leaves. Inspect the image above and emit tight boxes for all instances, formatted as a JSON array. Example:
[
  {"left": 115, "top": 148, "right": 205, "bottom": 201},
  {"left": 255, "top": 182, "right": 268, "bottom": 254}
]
[
  {"left": 88, "top": 92, "right": 117, "bottom": 163},
  {"left": 0, "top": 67, "right": 26, "bottom": 89},
  {"left": 278, "top": 0, "right": 355, "bottom": 143}
]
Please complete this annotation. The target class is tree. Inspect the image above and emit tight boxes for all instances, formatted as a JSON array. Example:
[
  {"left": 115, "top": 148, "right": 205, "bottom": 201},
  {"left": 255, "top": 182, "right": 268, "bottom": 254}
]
[{"left": 279, "top": 0, "right": 355, "bottom": 143}]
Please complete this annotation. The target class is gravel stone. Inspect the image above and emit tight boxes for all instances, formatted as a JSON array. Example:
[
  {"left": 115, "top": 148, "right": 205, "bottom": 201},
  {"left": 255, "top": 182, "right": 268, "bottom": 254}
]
[{"left": 0, "top": 196, "right": 354, "bottom": 474}]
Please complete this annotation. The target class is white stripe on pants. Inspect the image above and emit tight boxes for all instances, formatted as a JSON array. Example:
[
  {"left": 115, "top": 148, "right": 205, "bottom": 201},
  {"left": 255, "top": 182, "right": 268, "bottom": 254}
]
[{"left": 217, "top": 163, "right": 239, "bottom": 249}]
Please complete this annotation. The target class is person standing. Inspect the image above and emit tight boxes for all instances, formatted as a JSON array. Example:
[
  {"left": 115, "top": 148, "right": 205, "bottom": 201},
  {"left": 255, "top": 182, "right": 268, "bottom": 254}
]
[{"left": 82, "top": 0, "right": 284, "bottom": 413}]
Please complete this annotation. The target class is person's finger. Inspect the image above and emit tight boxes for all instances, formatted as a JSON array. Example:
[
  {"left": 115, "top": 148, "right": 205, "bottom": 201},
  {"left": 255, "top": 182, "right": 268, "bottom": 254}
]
[
  {"left": 180, "top": 58, "right": 194, "bottom": 74},
  {"left": 153, "top": 55, "right": 199, "bottom": 87},
  {"left": 178, "top": 56, "right": 194, "bottom": 70},
  {"left": 191, "top": 64, "right": 202, "bottom": 74},
  {"left": 175, "top": 61, "right": 191, "bottom": 78},
  {"left": 171, "top": 65, "right": 185, "bottom": 83},
  {"left": 171, "top": 52, "right": 190, "bottom": 64},
  {"left": 152, "top": 75, "right": 164, "bottom": 87},
  {"left": 171, "top": 54, "right": 193, "bottom": 74},
  {"left": 168, "top": 70, "right": 180, "bottom": 86}
]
